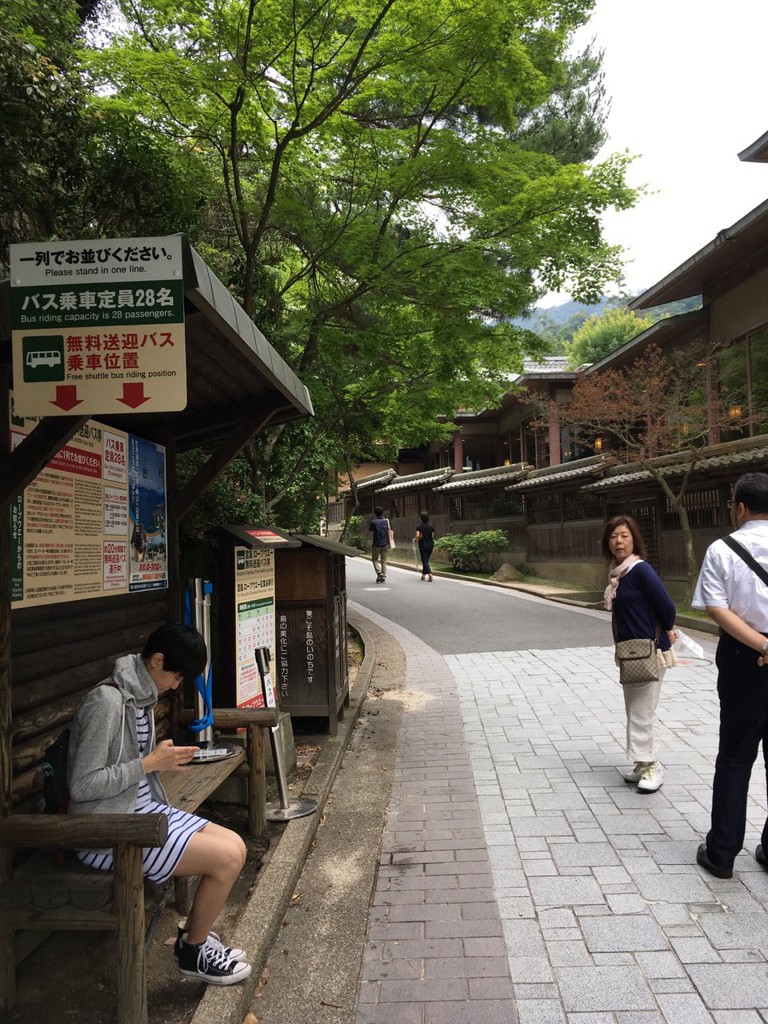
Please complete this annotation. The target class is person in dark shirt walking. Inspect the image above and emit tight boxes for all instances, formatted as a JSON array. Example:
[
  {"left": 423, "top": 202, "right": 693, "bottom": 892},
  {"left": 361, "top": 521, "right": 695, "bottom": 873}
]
[
  {"left": 369, "top": 505, "right": 391, "bottom": 583},
  {"left": 415, "top": 512, "right": 436, "bottom": 581},
  {"left": 602, "top": 515, "right": 677, "bottom": 793}
]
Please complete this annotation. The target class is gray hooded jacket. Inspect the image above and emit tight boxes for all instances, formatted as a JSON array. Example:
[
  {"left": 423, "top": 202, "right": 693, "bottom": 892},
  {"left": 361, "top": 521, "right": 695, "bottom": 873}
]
[{"left": 67, "top": 653, "right": 169, "bottom": 814}]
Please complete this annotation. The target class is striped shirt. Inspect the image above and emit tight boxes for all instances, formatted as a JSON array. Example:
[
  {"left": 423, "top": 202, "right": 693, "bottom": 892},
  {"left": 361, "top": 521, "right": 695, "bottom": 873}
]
[{"left": 77, "top": 708, "right": 207, "bottom": 883}]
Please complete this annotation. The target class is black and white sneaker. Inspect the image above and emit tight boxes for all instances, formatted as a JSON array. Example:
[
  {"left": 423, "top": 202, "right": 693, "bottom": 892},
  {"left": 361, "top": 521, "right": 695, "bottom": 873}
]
[
  {"left": 177, "top": 938, "right": 252, "bottom": 985},
  {"left": 174, "top": 923, "right": 247, "bottom": 963}
]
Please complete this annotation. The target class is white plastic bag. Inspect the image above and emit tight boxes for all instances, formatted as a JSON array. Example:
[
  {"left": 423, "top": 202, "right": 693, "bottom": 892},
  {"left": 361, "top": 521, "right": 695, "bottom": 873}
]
[{"left": 673, "top": 629, "right": 705, "bottom": 660}]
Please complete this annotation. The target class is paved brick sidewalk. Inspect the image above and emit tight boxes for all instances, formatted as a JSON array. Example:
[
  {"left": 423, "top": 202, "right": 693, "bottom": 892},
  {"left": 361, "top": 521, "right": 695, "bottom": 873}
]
[
  {"left": 354, "top": 604, "right": 519, "bottom": 1024},
  {"left": 353, "top": 602, "right": 768, "bottom": 1023}
]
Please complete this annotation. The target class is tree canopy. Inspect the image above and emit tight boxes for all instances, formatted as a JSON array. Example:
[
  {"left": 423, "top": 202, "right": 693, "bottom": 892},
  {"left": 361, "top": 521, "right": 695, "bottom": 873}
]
[
  {"left": 4, "top": 0, "right": 642, "bottom": 531},
  {"left": 564, "top": 306, "right": 654, "bottom": 368}
]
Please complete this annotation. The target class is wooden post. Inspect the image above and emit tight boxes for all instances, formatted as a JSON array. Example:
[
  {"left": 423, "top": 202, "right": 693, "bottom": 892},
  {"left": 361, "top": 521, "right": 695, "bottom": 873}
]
[
  {"left": 247, "top": 724, "right": 267, "bottom": 837},
  {"left": 0, "top": 365, "right": 15, "bottom": 1013},
  {"left": 113, "top": 843, "right": 148, "bottom": 1024}
]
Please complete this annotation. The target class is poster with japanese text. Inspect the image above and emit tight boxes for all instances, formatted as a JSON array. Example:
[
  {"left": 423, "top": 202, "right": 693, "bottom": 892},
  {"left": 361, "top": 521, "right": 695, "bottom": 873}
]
[
  {"left": 128, "top": 434, "right": 168, "bottom": 591},
  {"left": 9, "top": 397, "right": 167, "bottom": 607},
  {"left": 233, "top": 545, "right": 276, "bottom": 709}
]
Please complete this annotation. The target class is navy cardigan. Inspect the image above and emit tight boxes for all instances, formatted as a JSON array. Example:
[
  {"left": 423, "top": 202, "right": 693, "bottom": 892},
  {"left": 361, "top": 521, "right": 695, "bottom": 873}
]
[{"left": 613, "top": 561, "right": 676, "bottom": 651}]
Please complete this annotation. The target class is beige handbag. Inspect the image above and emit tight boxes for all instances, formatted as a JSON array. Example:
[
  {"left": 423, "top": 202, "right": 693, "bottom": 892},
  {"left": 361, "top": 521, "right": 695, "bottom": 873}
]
[
  {"left": 388, "top": 529, "right": 396, "bottom": 550},
  {"left": 615, "top": 638, "right": 659, "bottom": 685},
  {"left": 612, "top": 612, "right": 666, "bottom": 685}
]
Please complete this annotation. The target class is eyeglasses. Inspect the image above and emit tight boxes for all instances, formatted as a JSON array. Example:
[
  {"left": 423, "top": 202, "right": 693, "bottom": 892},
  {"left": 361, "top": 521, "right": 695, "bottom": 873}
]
[{"left": 726, "top": 499, "right": 737, "bottom": 508}]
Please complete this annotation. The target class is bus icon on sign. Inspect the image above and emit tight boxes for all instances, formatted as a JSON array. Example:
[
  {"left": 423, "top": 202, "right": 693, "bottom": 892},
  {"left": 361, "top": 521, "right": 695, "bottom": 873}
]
[{"left": 22, "top": 336, "right": 65, "bottom": 382}]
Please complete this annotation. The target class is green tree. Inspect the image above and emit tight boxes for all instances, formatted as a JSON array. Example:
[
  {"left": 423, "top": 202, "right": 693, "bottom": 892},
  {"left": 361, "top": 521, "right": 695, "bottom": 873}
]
[
  {"left": 81, "top": 0, "right": 638, "bottom": 500},
  {"left": 0, "top": 0, "right": 85, "bottom": 270},
  {"left": 0, "top": 0, "right": 211, "bottom": 273},
  {"left": 564, "top": 306, "right": 654, "bottom": 368},
  {"left": 548, "top": 343, "right": 734, "bottom": 605}
]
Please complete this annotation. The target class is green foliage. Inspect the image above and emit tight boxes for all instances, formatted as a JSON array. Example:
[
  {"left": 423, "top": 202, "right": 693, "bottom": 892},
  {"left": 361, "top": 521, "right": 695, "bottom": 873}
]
[
  {"left": 5, "top": 0, "right": 641, "bottom": 527},
  {"left": 564, "top": 306, "right": 655, "bottom": 368},
  {"left": 434, "top": 530, "right": 508, "bottom": 573},
  {"left": 80, "top": 0, "right": 638, "bottom": 496},
  {"left": 0, "top": 0, "right": 86, "bottom": 270},
  {"left": 177, "top": 449, "right": 270, "bottom": 549},
  {"left": 342, "top": 515, "right": 364, "bottom": 549}
]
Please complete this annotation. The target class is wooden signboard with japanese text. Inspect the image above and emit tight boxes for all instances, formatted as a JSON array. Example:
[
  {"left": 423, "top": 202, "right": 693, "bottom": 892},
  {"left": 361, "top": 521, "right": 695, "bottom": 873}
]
[{"left": 10, "top": 235, "right": 186, "bottom": 416}]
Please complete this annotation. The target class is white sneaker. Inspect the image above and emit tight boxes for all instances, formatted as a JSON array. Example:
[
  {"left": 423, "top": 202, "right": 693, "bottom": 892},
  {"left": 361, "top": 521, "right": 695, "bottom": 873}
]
[
  {"left": 636, "top": 761, "right": 664, "bottom": 792},
  {"left": 622, "top": 762, "right": 647, "bottom": 783}
]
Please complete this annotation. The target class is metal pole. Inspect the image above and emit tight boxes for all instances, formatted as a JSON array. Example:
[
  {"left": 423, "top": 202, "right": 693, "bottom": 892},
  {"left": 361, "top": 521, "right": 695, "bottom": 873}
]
[{"left": 256, "top": 647, "right": 317, "bottom": 822}]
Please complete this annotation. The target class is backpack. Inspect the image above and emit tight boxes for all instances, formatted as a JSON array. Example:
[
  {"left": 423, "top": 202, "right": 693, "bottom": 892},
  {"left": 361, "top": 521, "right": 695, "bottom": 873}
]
[{"left": 42, "top": 728, "right": 71, "bottom": 814}]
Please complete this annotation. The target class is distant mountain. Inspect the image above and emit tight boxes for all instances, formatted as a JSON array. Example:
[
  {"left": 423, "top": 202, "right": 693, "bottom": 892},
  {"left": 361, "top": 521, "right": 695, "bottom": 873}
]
[
  {"left": 510, "top": 297, "right": 611, "bottom": 331},
  {"left": 511, "top": 293, "right": 701, "bottom": 335}
]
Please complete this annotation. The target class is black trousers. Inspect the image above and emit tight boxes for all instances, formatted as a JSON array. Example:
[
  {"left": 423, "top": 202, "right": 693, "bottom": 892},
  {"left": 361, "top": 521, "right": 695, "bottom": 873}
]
[
  {"left": 707, "top": 633, "right": 768, "bottom": 868},
  {"left": 418, "top": 542, "right": 433, "bottom": 576}
]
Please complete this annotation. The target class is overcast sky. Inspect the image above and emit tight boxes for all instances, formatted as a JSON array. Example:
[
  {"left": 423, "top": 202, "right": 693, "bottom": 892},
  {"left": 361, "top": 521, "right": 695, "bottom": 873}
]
[{"left": 541, "top": 0, "right": 768, "bottom": 306}]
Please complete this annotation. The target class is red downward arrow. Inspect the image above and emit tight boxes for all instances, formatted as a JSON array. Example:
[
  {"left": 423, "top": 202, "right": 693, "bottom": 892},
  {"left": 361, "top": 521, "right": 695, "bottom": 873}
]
[
  {"left": 118, "top": 382, "right": 150, "bottom": 408},
  {"left": 51, "top": 385, "right": 83, "bottom": 411}
]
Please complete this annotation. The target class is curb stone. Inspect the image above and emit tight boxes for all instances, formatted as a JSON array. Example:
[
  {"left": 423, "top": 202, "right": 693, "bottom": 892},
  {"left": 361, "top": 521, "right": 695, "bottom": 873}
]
[{"left": 189, "top": 609, "right": 377, "bottom": 1024}]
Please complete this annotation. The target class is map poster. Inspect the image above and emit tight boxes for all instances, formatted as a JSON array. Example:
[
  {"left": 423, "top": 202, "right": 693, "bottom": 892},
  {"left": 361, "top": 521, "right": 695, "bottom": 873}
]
[
  {"left": 9, "top": 395, "right": 167, "bottom": 607},
  {"left": 128, "top": 435, "right": 167, "bottom": 591},
  {"left": 233, "top": 545, "right": 276, "bottom": 709}
]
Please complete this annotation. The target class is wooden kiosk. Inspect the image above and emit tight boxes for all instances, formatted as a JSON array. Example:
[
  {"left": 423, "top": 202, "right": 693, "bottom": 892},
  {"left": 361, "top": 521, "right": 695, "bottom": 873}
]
[{"left": 274, "top": 533, "right": 360, "bottom": 735}]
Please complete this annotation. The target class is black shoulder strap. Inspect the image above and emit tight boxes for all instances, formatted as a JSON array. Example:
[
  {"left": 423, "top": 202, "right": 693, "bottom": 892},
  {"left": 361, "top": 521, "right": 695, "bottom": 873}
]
[{"left": 721, "top": 535, "right": 768, "bottom": 588}]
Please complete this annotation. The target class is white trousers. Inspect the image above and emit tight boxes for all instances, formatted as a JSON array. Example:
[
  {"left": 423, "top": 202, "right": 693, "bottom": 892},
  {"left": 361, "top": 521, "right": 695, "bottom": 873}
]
[{"left": 622, "top": 667, "right": 665, "bottom": 763}]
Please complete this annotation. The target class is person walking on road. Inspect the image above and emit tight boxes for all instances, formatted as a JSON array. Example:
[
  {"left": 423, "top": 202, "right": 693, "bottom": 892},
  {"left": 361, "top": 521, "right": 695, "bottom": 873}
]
[
  {"left": 369, "top": 505, "right": 391, "bottom": 584},
  {"left": 692, "top": 471, "right": 768, "bottom": 879},
  {"left": 415, "top": 511, "right": 436, "bottom": 581},
  {"left": 602, "top": 515, "right": 677, "bottom": 793}
]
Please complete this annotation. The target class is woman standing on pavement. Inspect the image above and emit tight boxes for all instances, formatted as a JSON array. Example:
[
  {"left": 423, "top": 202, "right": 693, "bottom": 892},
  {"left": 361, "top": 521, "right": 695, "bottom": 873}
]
[
  {"left": 415, "top": 511, "right": 436, "bottom": 581},
  {"left": 601, "top": 515, "right": 677, "bottom": 793}
]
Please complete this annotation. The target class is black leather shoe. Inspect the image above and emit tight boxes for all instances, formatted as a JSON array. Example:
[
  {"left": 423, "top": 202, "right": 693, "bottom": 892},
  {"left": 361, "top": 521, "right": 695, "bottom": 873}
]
[
  {"left": 696, "top": 842, "right": 733, "bottom": 879},
  {"left": 756, "top": 844, "right": 768, "bottom": 869}
]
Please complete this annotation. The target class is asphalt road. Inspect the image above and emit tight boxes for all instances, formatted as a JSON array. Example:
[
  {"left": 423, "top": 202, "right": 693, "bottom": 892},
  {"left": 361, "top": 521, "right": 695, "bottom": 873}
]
[{"left": 345, "top": 556, "right": 612, "bottom": 655}]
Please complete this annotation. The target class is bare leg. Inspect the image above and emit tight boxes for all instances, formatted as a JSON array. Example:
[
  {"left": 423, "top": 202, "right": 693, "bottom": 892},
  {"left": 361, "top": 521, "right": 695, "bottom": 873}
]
[{"left": 171, "top": 822, "right": 246, "bottom": 944}]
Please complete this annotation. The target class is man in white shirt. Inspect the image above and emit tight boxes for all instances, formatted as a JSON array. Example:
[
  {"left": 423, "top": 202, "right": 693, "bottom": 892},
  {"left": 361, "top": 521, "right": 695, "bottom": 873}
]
[{"left": 692, "top": 472, "right": 768, "bottom": 879}]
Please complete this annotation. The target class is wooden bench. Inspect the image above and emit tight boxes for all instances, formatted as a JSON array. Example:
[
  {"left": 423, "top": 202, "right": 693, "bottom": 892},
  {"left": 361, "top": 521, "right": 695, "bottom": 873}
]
[{"left": 0, "top": 706, "right": 278, "bottom": 1024}]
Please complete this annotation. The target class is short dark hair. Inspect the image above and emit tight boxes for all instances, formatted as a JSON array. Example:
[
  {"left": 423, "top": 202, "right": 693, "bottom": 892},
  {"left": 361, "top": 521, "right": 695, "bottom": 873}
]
[
  {"left": 142, "top": 624, "right": 207, "bottom": 681},
  {"left": 420, "top": 511, "right": 429, "bottom": 522},
  {"left": 374, "top": 505, "right": 384, "bottom": 516},
  {"left": 733, "top": 472, "right": 768, "bottom": 514},
  {"left": 600, "top": 515, "right": 648, "bottom": 561}
]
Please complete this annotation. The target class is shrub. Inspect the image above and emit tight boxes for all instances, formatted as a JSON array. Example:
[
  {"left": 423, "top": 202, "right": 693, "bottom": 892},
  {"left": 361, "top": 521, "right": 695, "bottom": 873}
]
[
  {"left": 434, "top": 530, "right": 508, "bottom": 573},
  {"left": 342, "top": 514, "right": 364, "bottom": 549}
]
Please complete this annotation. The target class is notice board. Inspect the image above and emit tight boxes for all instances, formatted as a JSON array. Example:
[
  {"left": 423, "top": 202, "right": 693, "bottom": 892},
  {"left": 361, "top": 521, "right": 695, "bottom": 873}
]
[{"left": 9, "top": 397, "right": 168, "bottom": 607}]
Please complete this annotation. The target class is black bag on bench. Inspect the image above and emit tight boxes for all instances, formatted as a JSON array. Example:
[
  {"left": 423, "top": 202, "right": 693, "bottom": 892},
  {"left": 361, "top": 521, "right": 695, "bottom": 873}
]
[{"left": 42, "top": 728, "right": 71, "bottom": 814}]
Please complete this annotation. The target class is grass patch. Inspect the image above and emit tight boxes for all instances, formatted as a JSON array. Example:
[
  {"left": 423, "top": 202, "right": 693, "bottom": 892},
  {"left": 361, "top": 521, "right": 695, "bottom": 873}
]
[
  {"left": 515, "top": 575, "right": 596, "bottom": 591},
  {"left": 432, "top": 568, "right": 597, "bottom": 591},
  {"left": 432, "top": 566, "right": 494, "bottom": 580},
  {"left": 675, "top": 606, "right": 709, "bottom": 620}
]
